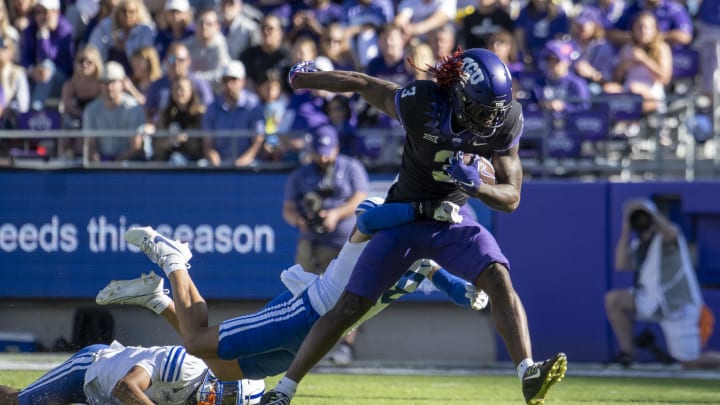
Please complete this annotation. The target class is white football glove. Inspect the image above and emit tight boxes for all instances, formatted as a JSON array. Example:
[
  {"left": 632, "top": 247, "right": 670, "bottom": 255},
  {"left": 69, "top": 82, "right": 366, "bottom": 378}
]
[
  {"left": 433, "top": 201, "right": 462, "bottom": 224},
  {"left": 466, "top": 285, "right": 489, "bottom": 311}
]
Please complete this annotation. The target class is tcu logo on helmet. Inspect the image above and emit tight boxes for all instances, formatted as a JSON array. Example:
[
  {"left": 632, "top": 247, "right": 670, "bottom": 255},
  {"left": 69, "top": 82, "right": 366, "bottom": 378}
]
[{"left": 462, "top": 57, "right": 485, "bottom": 85}]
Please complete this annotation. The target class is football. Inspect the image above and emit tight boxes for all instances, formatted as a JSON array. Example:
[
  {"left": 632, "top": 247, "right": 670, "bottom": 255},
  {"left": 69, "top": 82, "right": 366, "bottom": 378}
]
[
  {"left": 463, "top": 154, "right": 496, "bottom": 185},
  {"left": 477, "top": 156, "right": 496, "bottom": 185}
]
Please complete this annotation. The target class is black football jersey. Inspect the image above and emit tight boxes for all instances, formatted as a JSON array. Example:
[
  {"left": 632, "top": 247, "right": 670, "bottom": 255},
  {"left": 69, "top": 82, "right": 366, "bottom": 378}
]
[{"left": 387, "top": 80, "right": 523, "bottom": 205}]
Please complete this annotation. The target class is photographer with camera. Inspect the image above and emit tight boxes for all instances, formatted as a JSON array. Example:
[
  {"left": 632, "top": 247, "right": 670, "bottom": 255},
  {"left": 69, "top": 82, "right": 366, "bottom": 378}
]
[
  {"left": 283, "top": 124, "right": 369, "bottom": 275},
  {"left": 605, "top": 198, "right": 720, "bottom": 369},
  {"left": 282, "top": 124, "right": 369, "bottom": 365}
]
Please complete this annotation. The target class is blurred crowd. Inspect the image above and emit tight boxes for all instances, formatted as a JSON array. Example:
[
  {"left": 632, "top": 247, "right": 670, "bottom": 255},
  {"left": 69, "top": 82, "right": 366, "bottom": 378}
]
[{"left": 0, "top": 0, "right": 717, "bottom": 167}]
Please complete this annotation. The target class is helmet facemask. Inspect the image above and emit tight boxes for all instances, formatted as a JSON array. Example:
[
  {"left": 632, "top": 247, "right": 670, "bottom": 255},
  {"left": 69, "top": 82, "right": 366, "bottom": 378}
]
[
  {"left": 451, "top": 82, "right": 511, "bottom": 139},
  {"left": 196, "top": 371, "right": 240, "bottom": 405}
]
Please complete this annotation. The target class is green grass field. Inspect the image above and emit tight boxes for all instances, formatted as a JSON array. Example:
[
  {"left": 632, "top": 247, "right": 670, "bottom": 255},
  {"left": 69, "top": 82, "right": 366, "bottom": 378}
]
[{"left": 3, "top": 370, "right": 719, "bottom": 404}]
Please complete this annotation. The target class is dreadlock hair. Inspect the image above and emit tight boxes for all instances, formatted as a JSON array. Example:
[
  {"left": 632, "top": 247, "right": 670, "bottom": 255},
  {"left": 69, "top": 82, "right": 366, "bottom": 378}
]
[{"left": 407, "top": 47, "right": 466, "bottom": 91}]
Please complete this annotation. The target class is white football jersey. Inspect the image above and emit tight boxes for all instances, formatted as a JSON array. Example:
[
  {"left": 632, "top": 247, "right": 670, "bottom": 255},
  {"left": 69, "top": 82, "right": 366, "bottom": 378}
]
[{"left": 83, "top": 341, "right": 206, "bottom": 405}]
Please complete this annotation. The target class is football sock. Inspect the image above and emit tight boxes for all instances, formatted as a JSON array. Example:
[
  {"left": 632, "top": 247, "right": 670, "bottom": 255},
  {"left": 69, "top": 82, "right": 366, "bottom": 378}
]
[
  {"left": 161, "top": 254, "right": 188, "bottom": 277},
  {"left": 428, "top": 268, "right": 474, "bottom": 308},
  {"left": 517, "top": 358, "right": 534, "bottom": 380},
  {"left": 275, "top": 377, "right": 298, "bottom": 398},
  {"left": 145, "top": 294, "right": 172, "bottom": 315}
]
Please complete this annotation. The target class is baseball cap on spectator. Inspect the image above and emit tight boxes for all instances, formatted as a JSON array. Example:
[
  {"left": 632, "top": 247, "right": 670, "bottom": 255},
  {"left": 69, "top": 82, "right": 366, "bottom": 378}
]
[
  {"left": 165, "top": 0, "right": 191, "bottom": 12},
  {"left": 220, "top": 61, "right": 246, "bottom": 79},
  {"left": 36, "top": 0, "right": 60, "bottom": 10},
  {"left": 101, "top": 61, "right": 126, "bottom": 82},
  {"left": 310, "top": 125, "right": 339, "bottom": 156},
  {"left": 543, "top": 40, "right": 574, "bottom": 63},
  {"left": 574, "top": 7, "right": 602, "bottom": 26}
]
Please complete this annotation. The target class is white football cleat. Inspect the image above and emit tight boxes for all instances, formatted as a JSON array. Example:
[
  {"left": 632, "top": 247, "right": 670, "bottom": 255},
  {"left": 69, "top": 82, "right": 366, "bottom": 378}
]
[
  {"left": 96, "top": 271, "right": 171, "bottom": 314},
  {"left": 125, "top": 226, "right": 192, "bottom": 275}
]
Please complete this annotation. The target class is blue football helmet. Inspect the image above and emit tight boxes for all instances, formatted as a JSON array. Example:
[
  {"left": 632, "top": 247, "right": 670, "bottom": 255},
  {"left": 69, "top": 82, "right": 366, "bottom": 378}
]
[{"left": 450, "top": 48, "right": 513, "bottom": 138}]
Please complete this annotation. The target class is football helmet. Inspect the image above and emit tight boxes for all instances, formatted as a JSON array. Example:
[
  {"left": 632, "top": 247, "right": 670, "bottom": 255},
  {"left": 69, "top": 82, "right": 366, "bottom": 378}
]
[
  {"left": 450, "top": 48, "right": 513, "bottom": 139},
  {"left": 196, "top": 371, "right": 265, "bottom": 405}
]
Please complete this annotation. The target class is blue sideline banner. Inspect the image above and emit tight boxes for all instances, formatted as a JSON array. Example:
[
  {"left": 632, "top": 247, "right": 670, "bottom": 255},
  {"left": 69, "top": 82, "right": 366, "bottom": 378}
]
[{"left": 0, "top": 170, "right": 492, "bottom": 300}]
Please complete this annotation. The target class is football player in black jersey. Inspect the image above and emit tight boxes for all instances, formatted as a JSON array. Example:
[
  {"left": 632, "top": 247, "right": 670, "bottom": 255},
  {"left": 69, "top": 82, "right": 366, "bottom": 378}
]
[{"left": 262, "top": 49, "right": 567, "bottom": 405}]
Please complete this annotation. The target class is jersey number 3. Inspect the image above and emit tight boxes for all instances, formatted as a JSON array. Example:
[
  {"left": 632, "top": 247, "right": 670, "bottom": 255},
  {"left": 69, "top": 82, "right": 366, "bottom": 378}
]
[
  {"left": 431, "top": 150, "right": 456, "bottom": 183},
  {"left": 400, "top": 86, "right": 416, "bottom": 98}
]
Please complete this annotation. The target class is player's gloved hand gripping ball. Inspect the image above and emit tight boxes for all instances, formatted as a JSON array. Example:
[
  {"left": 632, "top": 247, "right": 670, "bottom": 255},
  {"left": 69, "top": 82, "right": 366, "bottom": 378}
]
[
  {"left": 287, "top": 61, "right": 319, "bottom": 90},
  {"left": 445, "top": 151, "right": 484, "bottom": 195}
]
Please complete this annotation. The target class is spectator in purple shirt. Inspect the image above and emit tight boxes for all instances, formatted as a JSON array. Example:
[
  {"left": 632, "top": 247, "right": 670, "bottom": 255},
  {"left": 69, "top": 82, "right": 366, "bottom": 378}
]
[
  {"left": 278, "top": 45, "right": 334, "bottom": 136},
  {"left": 608, "top": 0, "right": 693, "bottom": 48},
  {"left": 531, "top": 39, "right": 592, "bottom": 114},
  {"left": 365, "top": 24, "right": 413, "bottom": 86},
  {"left": 202, "top": 60, "right": 265, "bottom": 167},
  {"left": 569, "top": 6, "right": 617, "bottom": 95},
  {"left": 513, "top": 0, "right": 570, "bottom": 69},
  {"left": 155, "top": 0, "right": 195, "bottom": 61},
  {"left": 320, "top": 23, "right": 359, "bottom": 71},
  {"left": 288, "top": 0, "right": 343, "bottom": 43},
  {"left": 341, "top": 0, "right": 394, "bottom": 69},
  {"left": 20, "top": 0, "right": 74, "bottom": 108},
  {"left": 144, "top": 41, "right": 214, "bottom": 127},
  {"left": 362, "top": 24, "right": 412, "bottom": 128},
  {"left": 595, "top": 0, "right": 627, "bottom": 31}
]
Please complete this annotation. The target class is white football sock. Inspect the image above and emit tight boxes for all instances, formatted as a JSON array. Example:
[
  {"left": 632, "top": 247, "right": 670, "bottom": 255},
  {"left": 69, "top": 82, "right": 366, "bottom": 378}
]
[
  {"left": 145, "top": 294, "right": 172, "bottom": 315},
  {"left": 161, "top": 254, "right": 189, "bottom": 277},
  {"left": 517, "top": 358, "right": 535, "bottom": 380},
  {"left": 275, "top": 377, "right": 298, "bottom": 398}
]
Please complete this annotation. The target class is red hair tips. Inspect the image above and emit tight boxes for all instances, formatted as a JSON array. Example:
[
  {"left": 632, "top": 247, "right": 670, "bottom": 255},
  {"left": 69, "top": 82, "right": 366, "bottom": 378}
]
[{"left": 407, "top": 48, "right": 465, "bottom": 90}]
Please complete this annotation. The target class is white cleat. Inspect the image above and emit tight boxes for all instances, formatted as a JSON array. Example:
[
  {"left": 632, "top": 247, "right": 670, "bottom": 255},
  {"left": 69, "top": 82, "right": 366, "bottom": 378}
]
[
  {"left": 125, "top": 226, "right": 192, "bottom": 273},
  {"left": 96, "top": 271, "right": 171, "bottom": 314}
]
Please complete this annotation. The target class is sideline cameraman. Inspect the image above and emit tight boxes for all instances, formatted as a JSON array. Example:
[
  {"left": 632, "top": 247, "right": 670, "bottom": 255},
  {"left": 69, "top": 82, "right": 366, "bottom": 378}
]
[
  {"left": 282, "top": 124, "right": 369, "bottom": 275},
  {"left": 605, "top": 198, "right": 720, "bottom": 369}
]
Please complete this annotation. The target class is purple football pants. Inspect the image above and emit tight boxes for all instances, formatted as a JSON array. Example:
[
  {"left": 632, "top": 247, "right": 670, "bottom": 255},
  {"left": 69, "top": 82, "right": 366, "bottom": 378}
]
[{"left": 346, "top": 207, "right": 509, "bottom": 301}]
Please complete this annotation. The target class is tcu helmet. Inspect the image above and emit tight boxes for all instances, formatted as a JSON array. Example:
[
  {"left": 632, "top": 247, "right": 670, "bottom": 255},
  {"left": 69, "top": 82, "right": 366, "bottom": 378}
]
[
  {"left": 450, "top": 48, "right": 513, "bottom": 138},
  {"left": 196, "top": 371, "right": 265, "bottom": 405}
]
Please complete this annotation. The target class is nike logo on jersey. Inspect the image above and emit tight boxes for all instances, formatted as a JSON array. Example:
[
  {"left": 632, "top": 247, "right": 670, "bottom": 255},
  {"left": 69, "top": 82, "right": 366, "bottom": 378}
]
[
  {"left": 472, "top": 140, "right": 488, "bottom": 146},
  {"left": 423, "top": 133, "right": 439, "bottom": 144}
]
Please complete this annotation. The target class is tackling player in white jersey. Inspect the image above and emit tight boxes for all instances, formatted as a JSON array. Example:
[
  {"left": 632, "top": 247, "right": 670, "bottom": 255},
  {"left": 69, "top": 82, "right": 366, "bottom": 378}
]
[{"left": 95, "top": 197, "right": 489, "bottom": 381}]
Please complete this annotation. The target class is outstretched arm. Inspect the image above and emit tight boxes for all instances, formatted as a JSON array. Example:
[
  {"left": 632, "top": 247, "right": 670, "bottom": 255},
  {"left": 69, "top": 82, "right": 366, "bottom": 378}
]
[
  {"left": 112, "top": 366, "right": 154, "bottom": 405},
  {"left": 291, "top": 69, "right": 400, "bottom": 120},
  {"left": 356, "top": 201, "right": 462, "bottom": 235}
]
